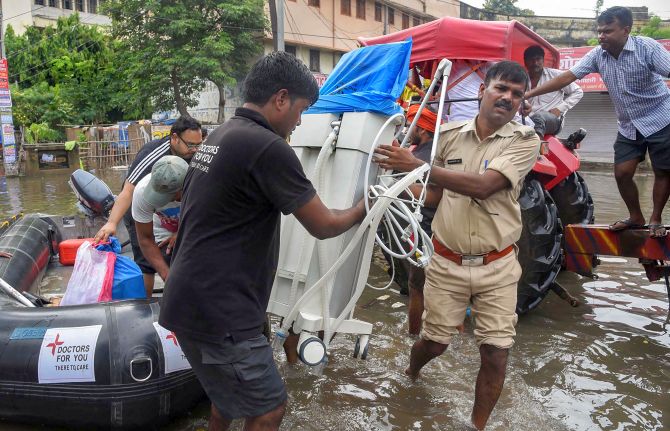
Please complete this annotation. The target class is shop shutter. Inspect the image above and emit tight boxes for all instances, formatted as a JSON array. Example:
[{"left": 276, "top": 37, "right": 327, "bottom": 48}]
[{"left": 560, "top": 92, "right": 618, "bottom": 159}]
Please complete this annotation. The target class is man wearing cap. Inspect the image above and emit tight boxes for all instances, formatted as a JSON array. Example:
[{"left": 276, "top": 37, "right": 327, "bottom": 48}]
[
  {"left": 132, "top": 155, "right": 189, "bottom": 297},
  {"left": 375, "top": 61, "right": 540, "bottom": 430},
  {"left": 93, "top": 116, "right": 203, "bottom": 292},
  {"left": 523, "top": 45, "right": 583, "bottom": 138},
  {"left": 404, "top": 103, "right": 438, "bottom": 336}
]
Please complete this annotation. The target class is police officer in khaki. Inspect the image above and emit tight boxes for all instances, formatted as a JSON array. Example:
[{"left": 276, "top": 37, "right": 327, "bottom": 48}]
[{"left": 374, "top": 61, "right": 540, "bottom": 430}]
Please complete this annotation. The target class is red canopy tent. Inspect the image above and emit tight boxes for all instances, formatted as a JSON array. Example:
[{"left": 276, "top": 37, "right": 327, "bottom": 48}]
[{"left": 358, "top": 16, "right": 559, "bottom": 76}]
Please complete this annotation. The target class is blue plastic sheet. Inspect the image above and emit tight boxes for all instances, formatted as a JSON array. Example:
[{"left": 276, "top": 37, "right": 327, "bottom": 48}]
[
  {"left": 306, "top": 40, "right": 412, "bottom": 116},
  {"left": 96, "top": 237, "right": 146, "bottom": 300}
]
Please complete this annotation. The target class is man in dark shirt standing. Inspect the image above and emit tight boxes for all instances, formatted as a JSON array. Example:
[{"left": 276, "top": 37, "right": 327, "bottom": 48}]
[{"left": 159, "top": 52, "right": 366, "bottom": 431}]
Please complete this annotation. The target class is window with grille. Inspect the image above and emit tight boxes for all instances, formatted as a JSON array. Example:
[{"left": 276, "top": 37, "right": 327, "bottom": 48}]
[
  {"left": 309, "top": 49, "right": 320, "bottom": 72},
  {"left": 388, "top": 8, "right": 394, "bottom": 25},
  {"left": 48, "top": 0, "right": 57, "bottom": 7},
  {"left": 356, "top": 0, "right": 365, "bottom": 19},
  {"left": 62, "top": 0, "right": 72, "bottom": 9},
  {"left": 76, "top": 0, "right": 84, "bottom": 11},
  {"left": 88, "top": 0, "right": 97, "bottom": 13},
  {"left": 413, "top": 16, "right": 420, "bottom": 26},
  {"left": 308, "top": 0, "right": 320, "bottom": 7},
  {"left": 374, "top": 2, "right": 382, "bottom": 22},
  {"left": 402, "top": 13, "right": 409, "bottom": 29},
  {"left": 341, "top": 0, "right": 351, "bottom": 16},
  {"left": 285, "top": 45, "right": 297, "bottom": 56},
  {"left": 35, "top": 0, "right": 46, "bottom": 5}
]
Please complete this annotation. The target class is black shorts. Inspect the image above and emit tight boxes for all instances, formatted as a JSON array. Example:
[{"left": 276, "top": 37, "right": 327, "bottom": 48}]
[
  {"left": 176, "top": 333, "right": 287, "bottom": 420},
  {"left": 613, "top": 123, "right": 670, "bottom": 169},
  {"left": 123, "top": 210, "right": 171, "bottom": 274}
]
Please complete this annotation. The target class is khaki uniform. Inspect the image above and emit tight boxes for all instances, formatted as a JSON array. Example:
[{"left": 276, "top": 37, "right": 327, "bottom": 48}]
[{"left": 422, "top": 118, "right": 540, "bottom": 348}]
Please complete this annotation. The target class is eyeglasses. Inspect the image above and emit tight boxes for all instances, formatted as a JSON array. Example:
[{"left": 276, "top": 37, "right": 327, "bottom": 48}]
[{"left": 177, "top": 134, "right": 202, "bottom": 150}]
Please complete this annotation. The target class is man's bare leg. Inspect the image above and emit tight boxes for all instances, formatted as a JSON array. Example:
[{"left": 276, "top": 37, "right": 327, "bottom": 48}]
[
  {"left": 612, "top": 159, "right": 646, "bottom": 227},
  {"left": 244, "top": 400, "right": 287, "bottom": 431},
  {"left": 408, "top": 266, "right": 425, "bottom": 336},
  {"left": 208, "top": 404, "right": 232, "bottom": 431},
  {"left": 142, "top": 273, "right": 155, "bottom": 298},
  {"left": 405, "top": 338, "right": 447, "bottom": 380},
  {"left": 283, "top": 332, "right": 299, "bottom": 364},
  {"left": 471, "top": 345, "right": 509, "bottom": 430},
  {"left": 649, "top": 168, "right": 670, "bottom": 235}
]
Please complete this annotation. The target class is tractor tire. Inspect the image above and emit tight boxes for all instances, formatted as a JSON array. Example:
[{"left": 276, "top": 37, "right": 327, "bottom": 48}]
[
  {"left": 549, "top": 172, "right": 595, "bottom": 225},
  {"left": 516, "top": 177, "right": 563, "bottom": 314}
]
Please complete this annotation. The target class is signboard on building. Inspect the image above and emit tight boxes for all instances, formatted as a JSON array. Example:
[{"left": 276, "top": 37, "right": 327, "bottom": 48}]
[
  {"left": 0, "top": 59, "right": 11, "bottom": 108},
  {"left": 559, "top": 39, "right": 670, "bottom": 92}
]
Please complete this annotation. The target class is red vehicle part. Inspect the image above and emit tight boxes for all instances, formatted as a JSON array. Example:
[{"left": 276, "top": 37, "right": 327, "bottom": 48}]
[
  {"left": 533, "top": 135, "right": 581, "bottom": 191},
  {"left": 564, "top": 224, "right": 670, "bottom": 282}
]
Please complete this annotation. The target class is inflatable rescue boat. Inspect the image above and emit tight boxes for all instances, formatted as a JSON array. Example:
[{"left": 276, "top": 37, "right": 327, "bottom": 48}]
[{"left": 0, "top": 171, "right": 204, "bottom": 429}]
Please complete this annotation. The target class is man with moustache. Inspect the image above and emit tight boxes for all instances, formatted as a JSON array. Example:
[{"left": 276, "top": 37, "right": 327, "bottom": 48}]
[
  {"left": 375, "top": 61, "right": 540, "bottom": 430},
  {"left": 525, "top": 6, "right": 670, "bottom": 238}
]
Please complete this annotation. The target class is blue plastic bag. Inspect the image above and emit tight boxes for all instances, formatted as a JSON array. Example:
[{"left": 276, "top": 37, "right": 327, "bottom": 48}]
[
  {"left": 95, "top": 237, "right": 146, "bottom": 300},
  {"left": 306, "top": 40, "right": 412, "bottom": 116}
]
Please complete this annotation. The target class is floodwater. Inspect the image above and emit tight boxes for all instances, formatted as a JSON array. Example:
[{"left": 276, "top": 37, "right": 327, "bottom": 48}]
[{"left": 0, "top": 166, "right": 669, "bottom": 430}]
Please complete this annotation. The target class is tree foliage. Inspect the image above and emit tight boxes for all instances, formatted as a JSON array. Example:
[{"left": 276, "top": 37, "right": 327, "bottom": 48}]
[
  {"left": 5, "top": 14, "right": 150, "bottom": 131},
  {"left": 483, "top": 0, "right": 535, "bottom": 16},
  {"left": 635, "top": 16, "right": 670, "bottom": 40},
  {"left": 103, "top": 0, "right": 267, "bottom": 122}
]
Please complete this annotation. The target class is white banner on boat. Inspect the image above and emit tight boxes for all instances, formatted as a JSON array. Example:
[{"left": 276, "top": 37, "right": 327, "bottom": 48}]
[
  {"left": 153, "top": 322, "right": 191, "bottom": 373},
  {"left": 38, "top": 325, "right": 102, "bottom": 384}
]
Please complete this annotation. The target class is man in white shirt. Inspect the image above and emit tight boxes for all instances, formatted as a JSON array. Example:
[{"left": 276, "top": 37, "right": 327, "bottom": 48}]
[
  {"left": 524, "top": 45, "right": 583, "bottom": 138},
  {"left": 132, "top": 155, "right": 189, "bottom": 296},
  {"left": 447, "top": 60, "right": 534, "bottom": 128}
]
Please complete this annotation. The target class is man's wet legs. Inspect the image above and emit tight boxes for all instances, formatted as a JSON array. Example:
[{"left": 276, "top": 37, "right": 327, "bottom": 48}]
[
  {"left": 405, "top": 338, "right": 447, "bottom": 380},
  {"left": 613, "top": 158, "right": 646, "bottom": 226},
  {"left": 244, "top": 401, "right": 287, "bottom": 431},
  {"left": 650, "top": 168, "right": 670, "bottom": 228},
  {"left": 208, "top": 404, "right": 232, "bottom": 431},
  {"left": 471, "top": 345, "right": 509, "bottom": 430},
  {"left": 408, "top": 266, "right": 425, "bottom": 336}
]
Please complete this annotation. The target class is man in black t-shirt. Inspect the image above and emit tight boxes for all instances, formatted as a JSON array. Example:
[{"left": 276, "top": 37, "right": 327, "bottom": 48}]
[
  {"left": 160, "top": 52, "right": 366, "bottom": 431},
  {"left": 93, "top": 116, "right": 203, "bottom": 293}
]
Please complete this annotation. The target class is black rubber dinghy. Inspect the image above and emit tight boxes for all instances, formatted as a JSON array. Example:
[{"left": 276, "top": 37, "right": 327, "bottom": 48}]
[
  {"left": 549, "top": 172, "right": 595, "bottom": 226},
  {"left": 516, "top": 177, "right": 564, "bottom": 314}
]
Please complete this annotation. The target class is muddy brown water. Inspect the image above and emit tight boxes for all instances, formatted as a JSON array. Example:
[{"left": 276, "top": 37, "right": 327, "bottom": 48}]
[{"left": 0, "top": 167, "right": 668, "bottom": 430}]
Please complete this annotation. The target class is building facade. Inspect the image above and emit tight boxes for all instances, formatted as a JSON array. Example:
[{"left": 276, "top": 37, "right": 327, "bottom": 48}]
[
  {"left": 188, "top": 0, "right": 460, "bottom": 122},
  {"left": 1, "top": 0, "right": 110, "bottom": 35}
]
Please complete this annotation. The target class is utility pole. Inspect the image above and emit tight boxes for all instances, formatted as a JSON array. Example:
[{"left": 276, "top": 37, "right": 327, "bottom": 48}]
[
  {"left": 276, "top": 0, "right": 285, "bottom": 52},
  {"left": 383, "top": 3, "right": 388, "bottom": 35}
]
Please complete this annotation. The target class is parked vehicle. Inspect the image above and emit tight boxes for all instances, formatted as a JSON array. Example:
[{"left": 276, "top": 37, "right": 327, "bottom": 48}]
[{"left": 360, "top": 16, "right": 594, "bottom": 313}]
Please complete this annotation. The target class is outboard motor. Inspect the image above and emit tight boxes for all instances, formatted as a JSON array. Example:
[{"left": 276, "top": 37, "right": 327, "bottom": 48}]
[{"left": 68, "top": 169, "right": 115, "bottom": 218}]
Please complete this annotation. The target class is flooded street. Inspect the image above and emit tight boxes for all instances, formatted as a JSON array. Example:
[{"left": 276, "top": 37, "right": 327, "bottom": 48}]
[{"left": 0, "top": 166, "right": 669, "bottom": 430}]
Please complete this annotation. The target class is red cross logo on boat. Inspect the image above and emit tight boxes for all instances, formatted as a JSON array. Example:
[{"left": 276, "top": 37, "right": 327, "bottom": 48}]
[
  {"left": 46, "top": 333, "right": 64, "bottom": 356},
  {"left": 166, "top": 332, "right": 179, "bottom": 347}
]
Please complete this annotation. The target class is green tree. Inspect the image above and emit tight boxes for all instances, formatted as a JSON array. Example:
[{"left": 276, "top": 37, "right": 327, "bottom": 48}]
[
  {"left": 103, "top": 0, "right": 267, "bottom": 122},
  {"left": 5, "top": 14, "right": 149, "bottom": 129},
  {"left": 483, "top": 0, "right": 535, "bottom": 16},
  {"left": 635, "top": 15, "right": 670, "bottom": 40}
]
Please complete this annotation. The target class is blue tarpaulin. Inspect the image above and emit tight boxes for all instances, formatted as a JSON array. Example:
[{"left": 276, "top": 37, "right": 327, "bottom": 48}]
[{"left": 306, "top": 40, "right": 412, "bottom": 116}]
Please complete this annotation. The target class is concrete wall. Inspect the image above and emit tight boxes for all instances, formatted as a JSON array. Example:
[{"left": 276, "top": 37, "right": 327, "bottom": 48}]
[{"left": 460, "top": 3, "right": 669, "bottom": 47}]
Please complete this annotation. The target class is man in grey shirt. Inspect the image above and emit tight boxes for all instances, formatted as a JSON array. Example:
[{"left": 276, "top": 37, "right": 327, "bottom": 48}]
[{"left": 525, "top": 6, "right": 670, "bottom": 238}]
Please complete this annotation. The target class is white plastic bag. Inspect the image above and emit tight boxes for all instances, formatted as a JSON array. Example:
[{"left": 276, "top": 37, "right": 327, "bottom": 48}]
[{"left": 60, "top": 241, "right": 116, "bottom": 306}]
